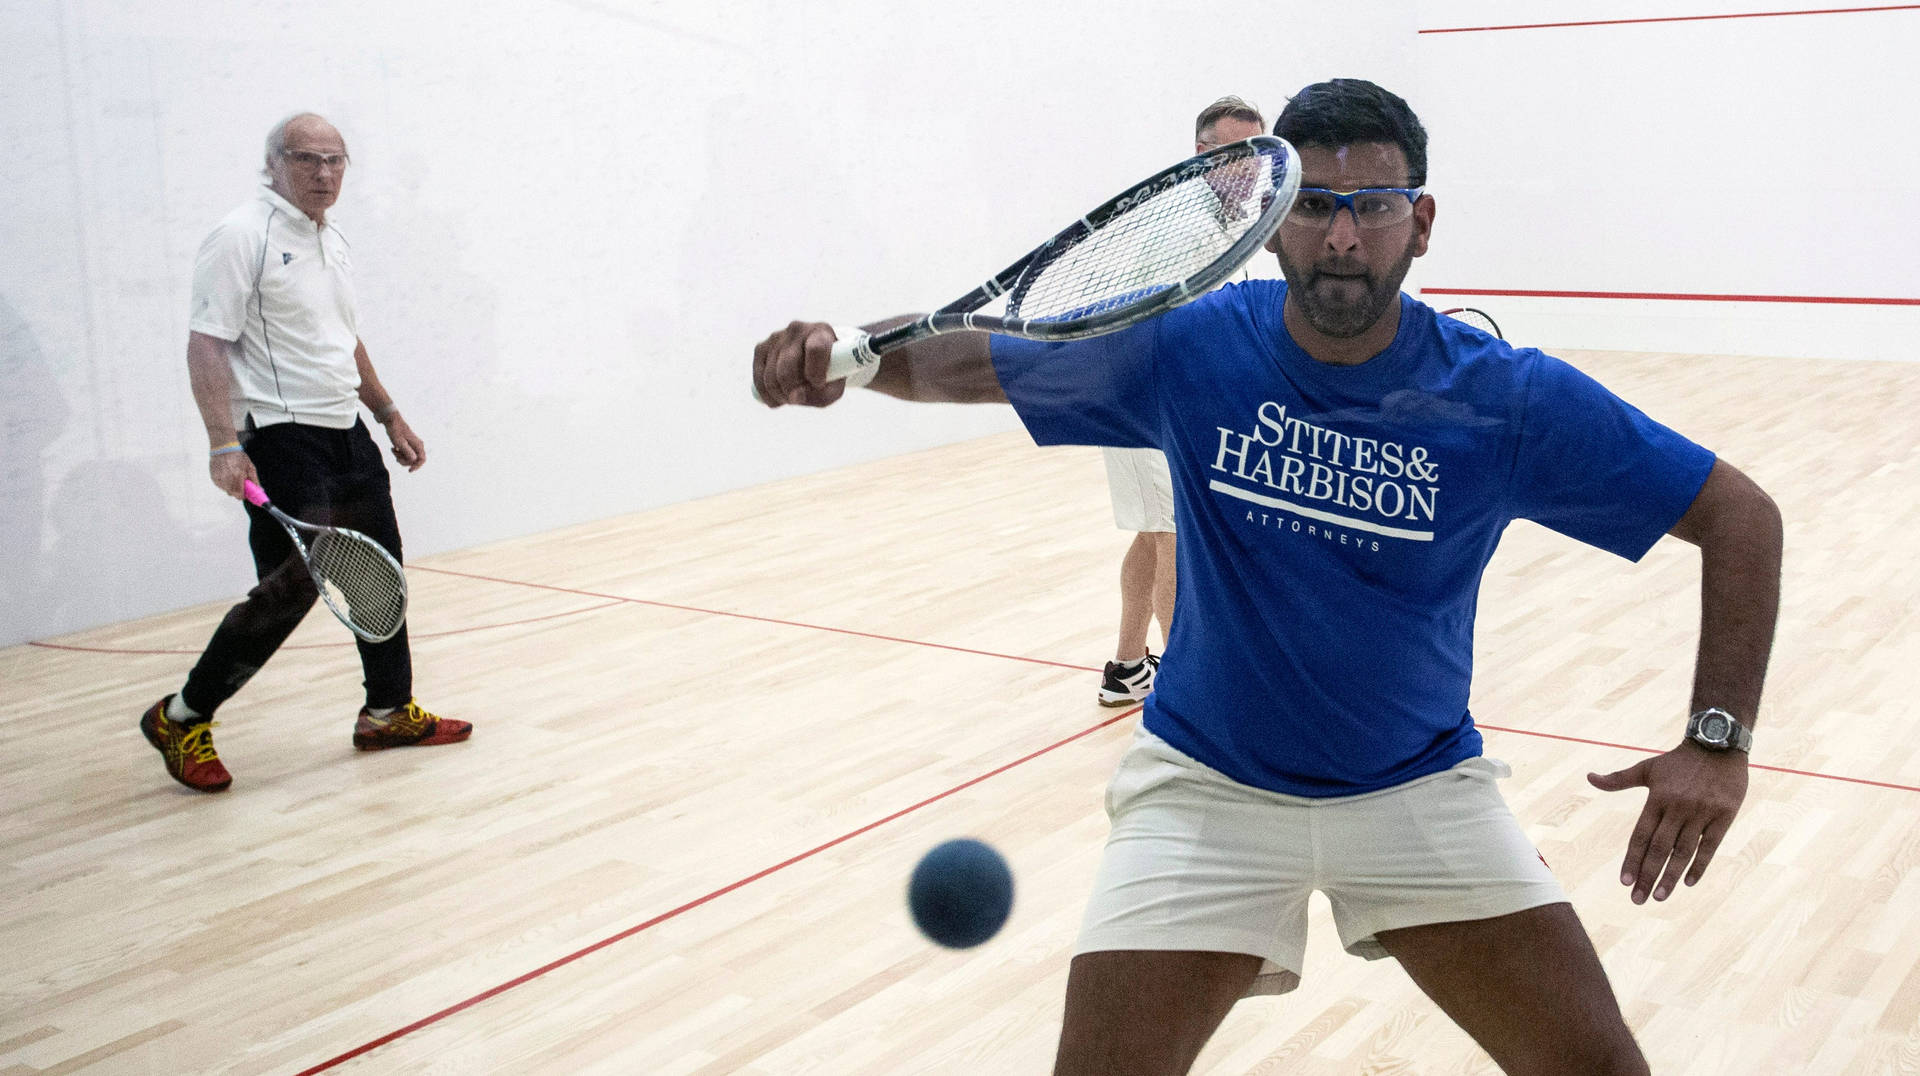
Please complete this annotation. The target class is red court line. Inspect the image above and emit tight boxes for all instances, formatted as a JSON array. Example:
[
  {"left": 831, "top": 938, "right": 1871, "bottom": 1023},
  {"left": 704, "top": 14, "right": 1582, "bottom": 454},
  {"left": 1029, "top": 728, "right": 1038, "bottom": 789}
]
[
  {"left": 24, "top": 600, "right": 625, "bottom": 656},
  {"left": 1478, "top": 724, "right": 1920, "bottom": 793},
  {"left": 39, "top": 560, "right": 1916, "bottom": 796},
  {"left": 1420, "top": 5, "right": 1920, "bottom": 33},
  {"left": 411, "top": 563, "right": 1096, "bottom": 673},
  {"left": 293, "top": 705, "right": 1143, "bottom": 1074},
  {"left": 1419, "top": 287, "right": 1920, "bottom": 306}
]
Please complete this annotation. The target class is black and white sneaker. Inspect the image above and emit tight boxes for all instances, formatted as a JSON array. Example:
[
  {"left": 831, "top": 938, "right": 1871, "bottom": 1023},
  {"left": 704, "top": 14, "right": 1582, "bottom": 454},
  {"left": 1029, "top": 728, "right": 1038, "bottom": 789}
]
[{"left": 1098, "top": 653, "right": 1159, "bottom": 707}]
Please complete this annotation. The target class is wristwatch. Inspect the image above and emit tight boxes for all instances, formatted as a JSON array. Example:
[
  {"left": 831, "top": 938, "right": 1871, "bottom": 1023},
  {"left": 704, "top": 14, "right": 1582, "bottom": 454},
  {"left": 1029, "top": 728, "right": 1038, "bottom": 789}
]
[{"left": 1685, "top": 707, "right": 1752, "bottom": 753}]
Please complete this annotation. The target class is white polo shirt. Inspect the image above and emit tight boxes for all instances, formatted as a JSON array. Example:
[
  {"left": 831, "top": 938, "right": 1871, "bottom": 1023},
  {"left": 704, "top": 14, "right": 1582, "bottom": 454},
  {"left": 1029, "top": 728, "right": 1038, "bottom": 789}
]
[{"left": 188, "top": 185, "right": 361, "bottom": 429}]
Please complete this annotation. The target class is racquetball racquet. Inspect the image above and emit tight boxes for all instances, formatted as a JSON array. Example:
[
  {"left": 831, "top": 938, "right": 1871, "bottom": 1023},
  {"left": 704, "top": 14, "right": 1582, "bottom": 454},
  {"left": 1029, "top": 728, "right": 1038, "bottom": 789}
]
[
  {"left": 1440, "top": 306, "right": 1504, "bottom": 340},
  {"left": 770, "top": 136, "right": 1300, "bottom": 391},
  {"left": 243, "top": 479, "right": 409, "bottom": 643}
]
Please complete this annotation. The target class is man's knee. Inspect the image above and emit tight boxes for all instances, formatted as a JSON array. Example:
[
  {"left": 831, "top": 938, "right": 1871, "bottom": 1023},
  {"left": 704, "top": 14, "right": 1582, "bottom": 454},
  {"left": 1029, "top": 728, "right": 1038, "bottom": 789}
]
[
  {"left": 243, "top": 560, "right": 319, "bottom": 625},
  {"left": 1581, "top": 1025, "right": 1649, "bottom": 1076},
  {"left": 1495, "top": 978, "right": 1647, "bottom": 1076},
  {"left": 1054, "top": 950, "right": 1261, "bottom": 1076},
  {"left": 1522, "top": 1037, "right": 1647, "bottom": 1076}
]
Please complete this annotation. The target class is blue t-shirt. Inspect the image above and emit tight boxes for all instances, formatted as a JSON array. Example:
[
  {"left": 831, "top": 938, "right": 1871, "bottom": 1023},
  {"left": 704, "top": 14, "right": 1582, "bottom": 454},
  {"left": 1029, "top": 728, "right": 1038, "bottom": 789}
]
[{"left": 990, "top": 281, "right": 1716, "bottom": 797}]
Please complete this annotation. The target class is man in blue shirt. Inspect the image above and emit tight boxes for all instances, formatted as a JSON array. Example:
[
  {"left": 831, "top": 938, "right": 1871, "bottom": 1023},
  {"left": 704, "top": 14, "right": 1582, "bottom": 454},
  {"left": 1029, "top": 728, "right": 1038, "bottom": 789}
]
[{"left": 754, "top": 79, "right": 1780, "bottom": 1076}]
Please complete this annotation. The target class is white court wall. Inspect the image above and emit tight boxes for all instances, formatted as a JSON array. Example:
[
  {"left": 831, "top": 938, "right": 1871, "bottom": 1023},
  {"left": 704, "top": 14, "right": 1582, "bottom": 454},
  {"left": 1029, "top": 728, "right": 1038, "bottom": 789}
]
[
  {"left": 1407, "top": 2, "right": 1920, "bottom": 360},
  {"left": 0, "top": 0, "right": 1416, "bottom": 645}
]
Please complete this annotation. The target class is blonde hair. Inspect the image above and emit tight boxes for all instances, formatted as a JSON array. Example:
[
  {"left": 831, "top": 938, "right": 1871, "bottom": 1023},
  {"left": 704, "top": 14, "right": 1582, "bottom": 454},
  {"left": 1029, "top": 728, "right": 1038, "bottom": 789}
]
[{"left": 1195, "top": 95, "right": 1265, "bottom": 142}]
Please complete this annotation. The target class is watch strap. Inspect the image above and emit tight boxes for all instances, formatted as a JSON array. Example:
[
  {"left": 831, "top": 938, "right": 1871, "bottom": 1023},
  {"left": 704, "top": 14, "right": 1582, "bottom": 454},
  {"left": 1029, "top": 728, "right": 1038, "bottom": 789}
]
[{"left": 1727, "top": 718, "right": 1753, "bottom": 753}]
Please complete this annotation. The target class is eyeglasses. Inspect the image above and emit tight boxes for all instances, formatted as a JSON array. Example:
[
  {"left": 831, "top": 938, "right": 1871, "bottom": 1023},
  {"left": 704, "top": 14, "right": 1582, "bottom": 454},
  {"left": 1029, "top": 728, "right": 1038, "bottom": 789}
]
[
  {"left": 1284, "top": 187, "right": 1423, "bottom": 230},
  {"left": 281, "top": 150, "right": 350, "bottom": 171}
]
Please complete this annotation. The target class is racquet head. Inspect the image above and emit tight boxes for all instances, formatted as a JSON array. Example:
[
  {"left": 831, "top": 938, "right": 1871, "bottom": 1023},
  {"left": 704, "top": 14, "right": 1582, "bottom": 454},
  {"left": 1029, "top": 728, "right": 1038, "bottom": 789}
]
[
  {"left": 307, "top": 528, "right": 409, "bottom": 643},
  {"left": 244, "top": 480, "right": 408, "bottom": 643},
  {"left": 1440, "top": 307, "right": 1504, "bottom": 340},
  {"left": 999, "top": 136, "right": 1299, "bottom": 336},
  {"left": 808, "top": 136, "right": 1301, "bottom": 388}
]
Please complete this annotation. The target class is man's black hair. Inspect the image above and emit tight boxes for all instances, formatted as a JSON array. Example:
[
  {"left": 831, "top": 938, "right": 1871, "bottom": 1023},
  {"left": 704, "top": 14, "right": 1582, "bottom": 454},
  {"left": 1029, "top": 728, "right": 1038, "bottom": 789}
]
[{"left": 1273, "top": 79, "right": 1429, "bottom": 186}]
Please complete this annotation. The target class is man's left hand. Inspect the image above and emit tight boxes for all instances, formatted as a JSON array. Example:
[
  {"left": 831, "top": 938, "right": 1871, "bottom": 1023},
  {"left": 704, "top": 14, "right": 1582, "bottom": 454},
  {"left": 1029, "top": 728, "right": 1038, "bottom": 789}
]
[
  {"left": 1587, "top": 744, "right": 1748, "bottom": 904},
  {"left": 383, "top": 411, "right": 426, "bottom": 471}
]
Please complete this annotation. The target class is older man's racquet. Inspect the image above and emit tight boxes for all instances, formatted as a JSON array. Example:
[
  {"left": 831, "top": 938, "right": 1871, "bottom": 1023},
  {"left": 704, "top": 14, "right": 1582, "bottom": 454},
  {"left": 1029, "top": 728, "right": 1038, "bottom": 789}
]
[{"left": 243, "top": 479, "right": 408, "bottom": 643}]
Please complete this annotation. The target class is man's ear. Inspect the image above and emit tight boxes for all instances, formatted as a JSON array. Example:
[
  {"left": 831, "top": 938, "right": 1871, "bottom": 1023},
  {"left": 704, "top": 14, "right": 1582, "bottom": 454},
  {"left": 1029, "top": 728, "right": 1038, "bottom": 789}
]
[{"left": 1410, "top": 193, "right": 1435, "bottom": 258}]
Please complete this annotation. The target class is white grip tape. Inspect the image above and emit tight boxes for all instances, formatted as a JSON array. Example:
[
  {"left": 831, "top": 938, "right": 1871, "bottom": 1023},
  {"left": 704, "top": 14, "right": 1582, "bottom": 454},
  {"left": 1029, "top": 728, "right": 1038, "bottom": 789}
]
[{"left": 828, "top": 326, "right": 881, "bottom": 388}]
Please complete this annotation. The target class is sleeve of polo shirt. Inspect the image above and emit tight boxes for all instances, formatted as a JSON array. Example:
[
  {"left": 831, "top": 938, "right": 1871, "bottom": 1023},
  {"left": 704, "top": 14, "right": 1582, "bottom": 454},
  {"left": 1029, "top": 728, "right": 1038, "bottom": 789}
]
[{"left": 188, "top": 220, "right": 257, "bottom": 342}]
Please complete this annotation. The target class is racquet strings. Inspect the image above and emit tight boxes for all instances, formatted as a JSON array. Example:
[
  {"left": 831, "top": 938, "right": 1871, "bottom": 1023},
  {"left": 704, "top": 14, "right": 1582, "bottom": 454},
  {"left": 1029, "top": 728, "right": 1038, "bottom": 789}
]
[
  {"left": 308, "top": 530, "right": 407, "bottom": 640},
  {"left": 1010, "top": 151, "right": 1281, "bottom": 322}
]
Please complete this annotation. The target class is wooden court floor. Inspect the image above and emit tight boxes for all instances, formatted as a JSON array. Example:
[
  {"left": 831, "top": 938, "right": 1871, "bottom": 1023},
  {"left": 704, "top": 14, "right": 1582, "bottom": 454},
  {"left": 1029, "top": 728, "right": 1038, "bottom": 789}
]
[{"left": 3, "top": 349, "right": 1919, "bottom": 1074}]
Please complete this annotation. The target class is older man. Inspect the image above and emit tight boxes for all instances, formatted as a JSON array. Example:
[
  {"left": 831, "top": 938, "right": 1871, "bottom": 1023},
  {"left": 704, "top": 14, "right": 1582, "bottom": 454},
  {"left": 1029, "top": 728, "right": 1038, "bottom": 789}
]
[{"left": 141, "top": 112, "right": 470, "bottom": 793}]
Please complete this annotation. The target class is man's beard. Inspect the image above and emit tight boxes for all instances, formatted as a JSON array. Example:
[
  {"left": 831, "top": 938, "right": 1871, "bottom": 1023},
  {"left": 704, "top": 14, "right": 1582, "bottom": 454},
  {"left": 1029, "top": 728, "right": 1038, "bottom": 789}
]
[{"left": 1276, "top": 242, "right": 1415, "bottom": 339}]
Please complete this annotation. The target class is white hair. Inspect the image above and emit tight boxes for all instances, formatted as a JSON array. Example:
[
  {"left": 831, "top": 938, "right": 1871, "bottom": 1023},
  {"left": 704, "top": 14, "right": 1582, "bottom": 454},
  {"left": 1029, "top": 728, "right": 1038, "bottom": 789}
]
[{"left": 262, "top": 112, "right": 336, "bottom": 173}]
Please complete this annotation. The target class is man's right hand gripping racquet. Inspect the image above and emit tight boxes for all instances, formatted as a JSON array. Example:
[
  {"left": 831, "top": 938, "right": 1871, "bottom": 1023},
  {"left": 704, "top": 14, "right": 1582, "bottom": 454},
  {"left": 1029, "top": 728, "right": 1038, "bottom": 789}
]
[{"left": 755, "top": 136, "right": 1299, "bottom": 405}]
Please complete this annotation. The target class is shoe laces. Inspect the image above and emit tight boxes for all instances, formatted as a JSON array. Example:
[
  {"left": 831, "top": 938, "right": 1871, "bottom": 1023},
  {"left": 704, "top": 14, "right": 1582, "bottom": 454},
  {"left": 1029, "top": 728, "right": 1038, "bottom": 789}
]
[
  {"left": 374, "top": 699, "right": 436, "bottom": 735},
  {"left": 175, "top": 721, "right": 221, "bottom": 763}
]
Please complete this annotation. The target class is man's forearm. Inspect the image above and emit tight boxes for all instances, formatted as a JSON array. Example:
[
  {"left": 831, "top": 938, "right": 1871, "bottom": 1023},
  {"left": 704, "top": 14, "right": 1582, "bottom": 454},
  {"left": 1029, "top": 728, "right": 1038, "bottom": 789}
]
[
  {"left": 352, "top": 339, "right": 397, "bottom": 419},
  {"left": 862, "top": 318, "right": 1007, "bottom": 404},
  {"left": 1679, "top": 463, "right": 1783, "bottom": 727}
]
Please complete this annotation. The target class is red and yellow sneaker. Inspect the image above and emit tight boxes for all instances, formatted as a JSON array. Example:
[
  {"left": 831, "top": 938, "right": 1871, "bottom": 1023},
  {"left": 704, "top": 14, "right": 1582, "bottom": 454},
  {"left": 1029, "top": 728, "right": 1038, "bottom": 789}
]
[
  {"left": 352, "top": 699, "right": 472, "bottom": 751},
  {"left": 139, "top": 696, "right": 233, "bottom": 793}
]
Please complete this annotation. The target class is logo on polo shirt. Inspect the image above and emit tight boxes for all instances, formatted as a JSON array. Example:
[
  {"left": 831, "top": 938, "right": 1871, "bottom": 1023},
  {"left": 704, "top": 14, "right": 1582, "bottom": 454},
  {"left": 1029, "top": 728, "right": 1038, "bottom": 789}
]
[
  {"left": 282, "top": 252, "right": 294, "bottom": 265},
  {"left": 1210, "top": 400, "right": 1444, "bottom": 547}
]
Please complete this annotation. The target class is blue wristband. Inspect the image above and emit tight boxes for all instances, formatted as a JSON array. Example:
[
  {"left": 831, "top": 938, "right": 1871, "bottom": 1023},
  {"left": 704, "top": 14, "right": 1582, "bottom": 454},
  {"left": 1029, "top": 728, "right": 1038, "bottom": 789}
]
[{"left": 210, "top": 443, "right": 244, "bottom": 457}]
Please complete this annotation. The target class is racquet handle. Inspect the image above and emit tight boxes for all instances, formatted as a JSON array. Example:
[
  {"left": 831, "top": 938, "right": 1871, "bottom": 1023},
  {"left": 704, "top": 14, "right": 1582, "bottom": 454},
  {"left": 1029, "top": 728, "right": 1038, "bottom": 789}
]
[
  {"left": 825, "top": 327, "right": 880, "bottom": 382},
  {"left": 242, "top": 479, "right": 269, "bottom": 507}
]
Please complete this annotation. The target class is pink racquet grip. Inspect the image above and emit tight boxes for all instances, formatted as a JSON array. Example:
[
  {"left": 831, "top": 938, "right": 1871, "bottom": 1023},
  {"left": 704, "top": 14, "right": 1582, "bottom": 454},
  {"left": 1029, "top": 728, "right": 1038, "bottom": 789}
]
[{"left": 242, "top": 479, "right": 269, "bottom": 507}]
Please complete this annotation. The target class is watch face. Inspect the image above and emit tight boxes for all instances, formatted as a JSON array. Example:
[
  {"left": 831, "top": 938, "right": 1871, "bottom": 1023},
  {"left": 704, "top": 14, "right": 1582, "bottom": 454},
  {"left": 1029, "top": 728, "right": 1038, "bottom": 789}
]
[{"left": 1700, "top": 714, "right": 1730, "bottom": 743}]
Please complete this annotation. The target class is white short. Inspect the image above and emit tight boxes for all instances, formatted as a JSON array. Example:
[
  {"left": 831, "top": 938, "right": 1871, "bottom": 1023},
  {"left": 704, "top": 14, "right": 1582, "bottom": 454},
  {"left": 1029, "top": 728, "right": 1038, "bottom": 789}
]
[
  {"left": 1102, "top": 446, "right": 1175, "bottom": 533},
  {"left": 1076, "top": 728, "right": 1567, "bottom": 997}
]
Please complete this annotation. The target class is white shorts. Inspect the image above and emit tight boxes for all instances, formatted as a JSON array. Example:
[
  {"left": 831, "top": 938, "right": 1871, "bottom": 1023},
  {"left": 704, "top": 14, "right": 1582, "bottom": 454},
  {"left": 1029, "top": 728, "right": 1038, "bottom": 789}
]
[
  {"left": 1102, "top": 446, "right": 1175, "bottom": 533},
  {"left": 1076, "top": 728, "right": 1567, "bottom": 997}
]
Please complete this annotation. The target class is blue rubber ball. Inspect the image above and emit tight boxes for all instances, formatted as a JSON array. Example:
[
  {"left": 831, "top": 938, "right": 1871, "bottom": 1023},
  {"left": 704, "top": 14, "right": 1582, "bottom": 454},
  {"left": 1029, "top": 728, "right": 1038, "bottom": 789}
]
[{"left": 908, "top": 838, "right": 1015, "bottom": 949}]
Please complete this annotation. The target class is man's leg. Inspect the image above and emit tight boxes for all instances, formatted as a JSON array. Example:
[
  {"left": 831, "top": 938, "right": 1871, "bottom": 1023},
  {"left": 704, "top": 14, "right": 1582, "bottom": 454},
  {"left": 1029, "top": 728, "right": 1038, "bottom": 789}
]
[
  {"left": 178, "top": 553, "right": 319, "bottom": 715},
  {"left": 147, "top": 457, "right": 318, "bottom": 791},
  {"left": 177, "top": 422, "right": 326, "bottom": 717},
  {"left": 1102, "top": 446, "right": 1172, "bottom": 705},
  {"left": 334, "top": 422, "right": 471, "bottom": 749},
  {"left": 1375, "top": 903, "right": 1648, "bottom": 1076},
  {"left": 1054, "top": 949, "right": 1262, "bottom": 1076},
  {"left": 1100, "top": 533, "right": 1162, "bottom": 705},
  {"left": 1149, "top": 531, "right": 1175, "bottom": 649},
  {"left": 1060, "top": 731, "right": 1309, "bottom": 1072},
  {"left": 1115, "top": 531, "right": 1157, "bottom": 662},
  {"left": 330, "top": 447, "right": 412, "bottom": 711}
]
